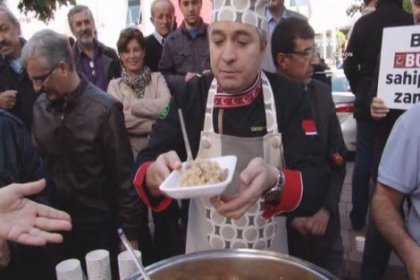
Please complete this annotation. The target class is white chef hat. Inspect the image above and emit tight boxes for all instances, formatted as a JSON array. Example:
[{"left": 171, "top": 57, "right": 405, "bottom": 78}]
[{"left": 211, "top": 0, "right": 268, "bottom": 30}]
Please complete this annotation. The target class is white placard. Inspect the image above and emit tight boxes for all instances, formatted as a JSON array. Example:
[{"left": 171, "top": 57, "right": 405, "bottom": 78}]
[{"left": 378, "top": 25, "right": 420, "bottom": 110}]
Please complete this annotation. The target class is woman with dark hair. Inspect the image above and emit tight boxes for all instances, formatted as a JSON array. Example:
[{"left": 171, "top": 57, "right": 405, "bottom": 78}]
[
  {"left": 108, "top": 27, "right": 181, "bottom": 265},
  {"left": 108, "top": 27, "right": 171, "bottom": 157}
]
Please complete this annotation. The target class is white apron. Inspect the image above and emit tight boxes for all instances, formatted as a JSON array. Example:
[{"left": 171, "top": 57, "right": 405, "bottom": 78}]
[{"left": 185, "top": 72, "right": 288, "bottom": 253}]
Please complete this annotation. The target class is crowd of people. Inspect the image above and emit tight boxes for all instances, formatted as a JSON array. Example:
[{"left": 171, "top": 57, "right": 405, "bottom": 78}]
[{"left": 0, "top": 0, "right": 419, "bottom": 279}]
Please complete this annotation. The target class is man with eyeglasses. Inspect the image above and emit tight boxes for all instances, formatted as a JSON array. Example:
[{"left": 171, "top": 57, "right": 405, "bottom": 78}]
[
  {"left": 67, "top": 5, "right": 121, "bottom": 91},
  {"left": 22, "top": 30, "right": 144, "bottom": 278},
  {"left": 272, "top": 17, "right": 346, "bottom": 277},
  {"left": 0, "top": 6, "right": 38, "bottom": 130},
  {"left": 344, "top": 0, "right": 413, "bottom": 236}
]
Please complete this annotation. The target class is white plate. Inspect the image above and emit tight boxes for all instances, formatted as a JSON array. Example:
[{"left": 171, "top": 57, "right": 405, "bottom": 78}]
[{"left": 159, "top": 155, "right": 237, "bottom": 199}]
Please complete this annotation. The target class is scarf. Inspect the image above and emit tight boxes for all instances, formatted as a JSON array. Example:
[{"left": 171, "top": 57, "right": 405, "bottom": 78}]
[{"left": 121, "top": 66, "right": 152, "bottom": 98}]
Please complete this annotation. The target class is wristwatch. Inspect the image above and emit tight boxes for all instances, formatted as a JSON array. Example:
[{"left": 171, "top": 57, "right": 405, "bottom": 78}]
[{"left": 262, "top": 169, "right": 285, "bottom": 206}]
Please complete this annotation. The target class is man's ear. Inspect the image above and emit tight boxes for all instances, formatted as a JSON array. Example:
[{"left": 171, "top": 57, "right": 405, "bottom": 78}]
[
  {"left": 150, "top": 17, "right": 154, "bottom": 25},
  {"left": 276, "top": 53, "right": 288, "bottom": 70},
  {"left": 261, "top": 38, "right": 268, "bottom": 53},
  {"left": 58, "top": 61, "right": 70, "bottom": 76}
]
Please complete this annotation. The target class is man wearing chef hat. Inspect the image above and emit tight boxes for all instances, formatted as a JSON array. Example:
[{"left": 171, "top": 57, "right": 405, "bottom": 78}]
[{"left": 133, "top": 0, "right": 328, "bottom": 253}]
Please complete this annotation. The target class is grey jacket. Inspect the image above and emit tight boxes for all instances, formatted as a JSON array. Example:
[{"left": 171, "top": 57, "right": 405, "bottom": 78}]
[{"left": 158, "top": 19, "right": 210, "bottom": 88}]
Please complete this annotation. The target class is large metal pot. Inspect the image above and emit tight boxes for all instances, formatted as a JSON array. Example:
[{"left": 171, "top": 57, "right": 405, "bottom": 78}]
[{"left": 145, "top": 249, "right": 337, "bottom": 280}]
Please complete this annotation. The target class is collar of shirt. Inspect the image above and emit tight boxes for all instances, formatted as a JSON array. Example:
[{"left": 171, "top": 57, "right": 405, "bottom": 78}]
[
  {"left": 266, "top": 7, "right": 294, "bottom": 23},
  {"left": 76, "top": 38, "right": 101, "bottom": 59},
  {"left": 153, "top": 32, "right": 165, "bottom": 45},
  {"left": 215, "top": 73, "right": 262, "bottom": 108},
  {"left": 9, "top": 57, "right": 23, "bottom": 74}
]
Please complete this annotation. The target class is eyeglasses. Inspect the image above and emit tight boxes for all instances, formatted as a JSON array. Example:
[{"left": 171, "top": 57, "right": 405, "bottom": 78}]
[
  {"left": 287, "top": 46, "right": 317, "bottom": 60},
  {"left": 30, "top": 62, "right": 59, "bottom": 85}
]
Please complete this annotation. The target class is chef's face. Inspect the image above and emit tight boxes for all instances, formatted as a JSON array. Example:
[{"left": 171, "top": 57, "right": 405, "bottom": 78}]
[{"left": 209, "top": 21, "right": 267, "bottom": 93}]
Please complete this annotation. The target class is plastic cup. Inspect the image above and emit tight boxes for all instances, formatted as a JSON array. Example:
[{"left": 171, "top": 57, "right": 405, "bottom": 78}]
[
  {"left": 55, "top": 258, "right": 84, "bottom": 280},
  {"left": 118, "top": 250, "right": 142, "bottom": 280},
  {"left": 85, "top": 249, "right": 112, "bottom": 280},
  {"left": 355, "top": 236, "right": 366, "bottom": 253}
]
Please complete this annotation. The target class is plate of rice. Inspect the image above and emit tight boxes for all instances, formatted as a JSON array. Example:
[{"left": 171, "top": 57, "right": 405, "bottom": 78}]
[{"left": 159, "top": 155, "right": 237, "bottom": 199}]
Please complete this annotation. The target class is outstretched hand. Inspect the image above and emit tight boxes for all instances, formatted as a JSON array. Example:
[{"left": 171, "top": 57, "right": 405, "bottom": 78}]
[{"left": 0, "top": 179, "right": 72, "bottom": 246}]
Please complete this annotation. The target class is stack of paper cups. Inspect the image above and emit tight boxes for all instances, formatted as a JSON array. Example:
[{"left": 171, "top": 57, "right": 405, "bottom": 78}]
[
  {"left": 85, "top": 249, "right": 112, "bottom": 280},
  {"left": 118, "top": 250, "right": 142, "bottom": 280},
  {"left": 56, "top": 259, "right": 84, "bottom": 280}
]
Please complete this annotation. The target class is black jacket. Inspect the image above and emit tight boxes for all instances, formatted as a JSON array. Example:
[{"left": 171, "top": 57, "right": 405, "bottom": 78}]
[
  {"left": 32, "top": 76, "right": 143, "bottom": 237},
  {"left": 0, "top": 43, "right": 39, "bottom": 129},
  {"left": 0, "top": 109, "right": 45, "bottom": 191},
  {"left": 145, "top": 34, "right": 163, "bottom": 72},
  {"left": 72, "top": 40, "right": 121, "bottom": 90},
  {"left": 306, "top": 80, "right": 347, "bottom": 214},
  {"left": 134, "top": 72, "right": 329, "bottom": 216},
  {"left": 0, "top": 109, "right": 53, "bottom": 279},
  {"left": 343, "top": 0, "right": 413, "bottom": 120}
]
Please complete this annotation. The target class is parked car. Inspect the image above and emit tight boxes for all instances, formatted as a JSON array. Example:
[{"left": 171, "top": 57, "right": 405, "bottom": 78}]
[{"left": 331, "top": 69, "right": 356, "bottom": 153}]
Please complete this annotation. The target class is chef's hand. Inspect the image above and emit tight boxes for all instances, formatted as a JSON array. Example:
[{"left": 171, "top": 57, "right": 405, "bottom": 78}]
[
  {"left": 145, "top": 151, "right": 182, "bottom": 197},
  {"left": 0, "top": 239, "right": 11, "bottom": 269},
  {"left": 370, "top": 96, "right": 389, "bottom": 120},
  {"left": 210, "top": 157, "right": 277, "bottom": 219},
  {"left": 305, "top": 207, "right": 330, "bottom": 236},
  {"left": 0, "top": 90, "right": 17, "bottom": 110}
]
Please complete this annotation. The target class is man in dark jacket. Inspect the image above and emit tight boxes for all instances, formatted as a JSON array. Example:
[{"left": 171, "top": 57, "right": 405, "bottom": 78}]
[
  {"left": 0, "top": 6, "right": 38, "bottom": 129},
  {"left": 22, "top": 30, "right": 144, "bottom": 278},
  {"left": 273, "top": 18, "right": 346, "bottom": 277},
  {"left": 133, "top": 0, "right": 329, "bottom": 254},
  {"left": 68, "top": 5, "right": 121, "bottom": 91},
  {"left": 0, "top": 109, "right": 54, "bottom": 279},
  {"left": 145, "top": 0, "right": 176, "bottom": 71},
  {"left": 158, "top": 0, "right": 210, "bottom": 86},
  {"left": 343, "top": 0, "right": 413, "bottom": 233},
  {"left": 358, "top": 1, "right": 414, "bottom": 279}
]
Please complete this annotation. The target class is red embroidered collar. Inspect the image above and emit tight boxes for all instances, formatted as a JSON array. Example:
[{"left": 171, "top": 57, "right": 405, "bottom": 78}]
[{"left": 214, "top": 75, "right": 262, "bottom": 108}]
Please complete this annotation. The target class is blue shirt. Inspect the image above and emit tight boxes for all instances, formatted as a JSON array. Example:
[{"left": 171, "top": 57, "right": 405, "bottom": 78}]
[{"left": 378, "top": 103, "right": 420, "bottom": 244}]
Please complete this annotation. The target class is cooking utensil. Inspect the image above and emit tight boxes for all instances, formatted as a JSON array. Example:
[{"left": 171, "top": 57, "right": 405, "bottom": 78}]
[
  {"left": 145, "top": 249, "right": 337, "bottom": 280},
  {"left": 178, "top": 109, "right": 193, "bottom": 163}
]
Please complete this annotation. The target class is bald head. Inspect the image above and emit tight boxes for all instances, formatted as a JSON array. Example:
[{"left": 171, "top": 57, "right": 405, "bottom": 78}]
[{"left": 150, "top": 0, "right": 175, "bottom": 37}]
